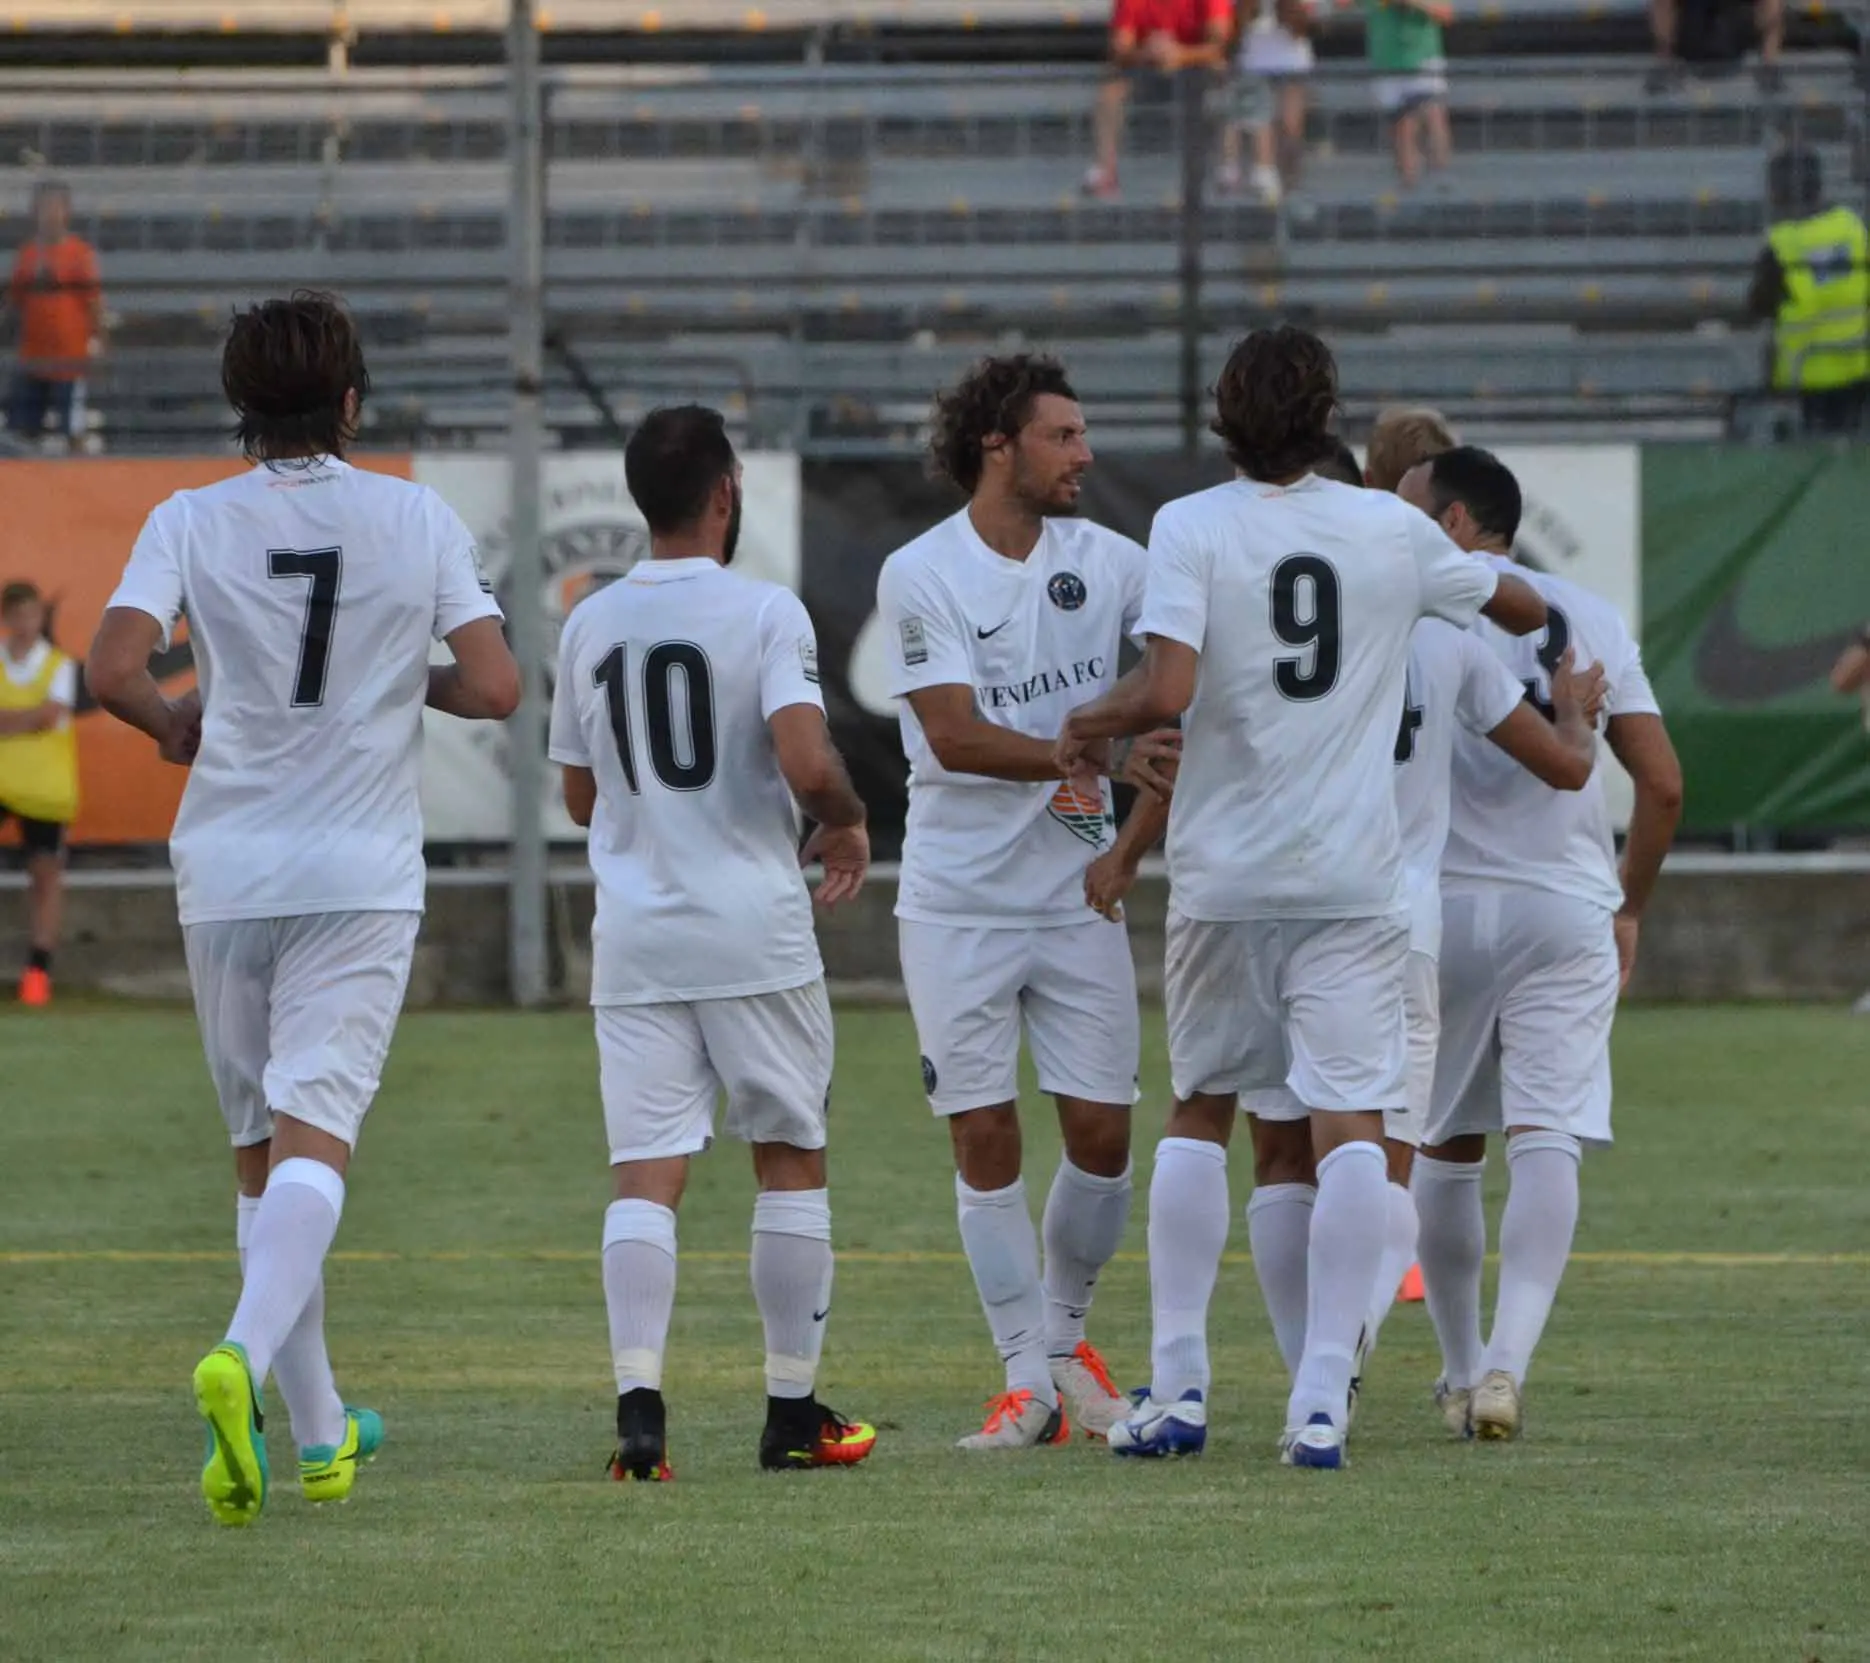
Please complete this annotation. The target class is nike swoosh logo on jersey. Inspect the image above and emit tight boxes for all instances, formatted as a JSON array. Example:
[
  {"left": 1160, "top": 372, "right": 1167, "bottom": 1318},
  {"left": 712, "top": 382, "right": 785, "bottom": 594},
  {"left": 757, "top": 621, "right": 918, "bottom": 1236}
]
[
  {"left": 976, "top": 620, "right": 1012, "bottom": 639},
  {"left": 1693, "top": 587, "right": 1856, "bottom": 702},
  {"left": 812, "top": 1307, "right": 830, "bottom": 1323}
]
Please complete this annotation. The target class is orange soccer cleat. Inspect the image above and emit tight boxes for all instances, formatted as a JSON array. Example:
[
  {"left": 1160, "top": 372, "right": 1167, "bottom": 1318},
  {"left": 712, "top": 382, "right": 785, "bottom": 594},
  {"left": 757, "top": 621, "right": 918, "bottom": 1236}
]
[
  {"left": 955, "top": 1388, "right": 1072, "bottom": 1451},
  {"left": 760, "top": 1399, "right": 877, "bottom": 1471}
]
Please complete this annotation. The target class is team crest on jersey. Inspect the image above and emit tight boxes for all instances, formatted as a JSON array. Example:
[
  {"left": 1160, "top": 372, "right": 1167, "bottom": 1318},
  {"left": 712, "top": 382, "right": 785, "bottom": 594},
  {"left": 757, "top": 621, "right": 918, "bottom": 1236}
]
[
  {"left": 1047, "top": 777, "right": 1113, "bottom": 849},
  {"left": 1047, "top": 572, "right": 1087, "bottom": 612}
]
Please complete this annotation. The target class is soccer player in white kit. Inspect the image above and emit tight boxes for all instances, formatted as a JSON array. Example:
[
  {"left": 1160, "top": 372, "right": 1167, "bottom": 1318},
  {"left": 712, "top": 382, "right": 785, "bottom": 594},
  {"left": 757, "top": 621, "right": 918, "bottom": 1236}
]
[
  {"left": 549, "top": 406, "right": 877, "bottom": 1480},
  {"left": 1056, "top": 326, "right": 1547, "bottom": 1468},
  {"left": 1399, "top": 447, "right": 1683, "bottom": 1441},
  {"left": 876, "top": 354, "right": 1170, "bottom": 1449},
  {"left": 1215, "top": 440, "right": 1608, "bottom": 1414},
  {"left": 86, "top": 292, "right": 521, "bottom": 1525}
]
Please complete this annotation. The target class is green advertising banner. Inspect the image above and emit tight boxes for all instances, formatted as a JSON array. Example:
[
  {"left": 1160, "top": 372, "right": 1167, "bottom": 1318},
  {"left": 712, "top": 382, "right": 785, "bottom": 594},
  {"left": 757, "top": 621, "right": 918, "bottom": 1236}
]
[{"left": 1643, "top": 444, "right": 1870, "bottom": 832}]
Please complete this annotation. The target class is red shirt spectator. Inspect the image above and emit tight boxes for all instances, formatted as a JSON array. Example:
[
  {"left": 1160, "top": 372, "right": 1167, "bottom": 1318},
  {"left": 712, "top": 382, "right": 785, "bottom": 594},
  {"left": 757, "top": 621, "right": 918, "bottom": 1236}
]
[{"left": 1112, "top": 0, "right": 1235, "bottom": 47}]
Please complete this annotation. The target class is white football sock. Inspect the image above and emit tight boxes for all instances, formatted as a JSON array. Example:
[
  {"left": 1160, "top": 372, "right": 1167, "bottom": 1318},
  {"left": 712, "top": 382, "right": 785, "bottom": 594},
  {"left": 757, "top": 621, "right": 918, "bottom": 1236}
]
[
  {"left": 1287, "top": 1140, "right": 1387, "bottom": 1430},
  {"left": 224, "top": 1157, "right": 344, "bottom": 1389},
  {"left": 1041, "top": 1157, "right": 1133, "bottom": 1357},
  {"left": 1481, "top": 1131, "right": 1582, "bottom": 1386},
  {"left": 1412, "top": 1153, "right": 1487, "bottom": 1390},
  {"left": 956, "top": 1176, "right": 1055, "bottom": 1405},
  {"left": 751, "top": 1188, "right": 834, "bottom": 1401},
  {"left": 241, "top": 1193, "right": 346, "bottom": 1450},
  {"left": 1147, "top": 1136, "right": 1230, "bottom": 1401},
  {"left": 1245, "top": 1181, "right": 1315, "bottom": 1379},
  {"left": 603, "top": 1198, "right": 678, "bottom": 1394},
  {"left": 1360, "top": 1180, "right": 1422, "bottom": 1365}
]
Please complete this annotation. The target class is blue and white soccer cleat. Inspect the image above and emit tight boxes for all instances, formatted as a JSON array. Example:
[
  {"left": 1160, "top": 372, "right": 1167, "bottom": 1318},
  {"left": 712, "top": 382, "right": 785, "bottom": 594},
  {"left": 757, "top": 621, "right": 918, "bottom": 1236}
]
[
  {"left": 1281, "top": 1411, "right": 1347, "bottom": 1470},
  {"left": 1108, "top": 1389, "right": 1207, "bottom": 1458}
]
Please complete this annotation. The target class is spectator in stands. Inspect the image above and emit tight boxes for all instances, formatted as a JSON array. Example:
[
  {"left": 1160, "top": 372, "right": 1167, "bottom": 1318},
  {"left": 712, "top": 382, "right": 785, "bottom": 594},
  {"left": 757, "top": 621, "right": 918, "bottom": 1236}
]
[
  {"left": 1364, "top": 0, "right": 1453, "bottom": 189},
  {"left": 1219, "top": 0, "right": 1315, "bottom": 206},
  {"left": 1647, "top": 0, "right": 1782, "bottom": 94},
  {"left": 5, "top": 181, "right": 102, "bottom": 452},
  {"left": 0, "top": 580, "right": 78, "bottom": 1007},
  {"left": 1086, "top": 0, "right": 1236, "bottom": 200},
  {"left": 1748, "top": 146, "right": 1868, "bottom": 435},
  {"left": 1364, "top": 403, "right": 1456, "bottom": 491}
]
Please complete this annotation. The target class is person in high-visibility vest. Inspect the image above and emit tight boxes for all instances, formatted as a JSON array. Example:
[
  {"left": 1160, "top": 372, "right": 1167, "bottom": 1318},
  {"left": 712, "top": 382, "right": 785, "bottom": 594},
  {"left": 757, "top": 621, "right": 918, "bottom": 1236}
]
[
  {"left": 1748, "top": 146, "right": 1870, "bottom": 435},
  {"left": 0, "top": 580, "right": 78, "bottom": 1005}
]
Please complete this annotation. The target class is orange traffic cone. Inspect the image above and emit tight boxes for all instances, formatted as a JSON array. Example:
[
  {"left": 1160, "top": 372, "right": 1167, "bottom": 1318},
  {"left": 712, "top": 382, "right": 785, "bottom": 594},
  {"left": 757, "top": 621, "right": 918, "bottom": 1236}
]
[{"left": 1398, "top": 1262, "right": 1425, "bottom": 1303}]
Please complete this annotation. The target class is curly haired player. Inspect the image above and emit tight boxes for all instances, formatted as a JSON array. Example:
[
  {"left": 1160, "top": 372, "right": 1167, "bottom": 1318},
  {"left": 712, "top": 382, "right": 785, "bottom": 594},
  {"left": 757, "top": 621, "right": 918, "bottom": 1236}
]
[{"left": 874, "top": 353, "right": 1175, "bottom": 1449}]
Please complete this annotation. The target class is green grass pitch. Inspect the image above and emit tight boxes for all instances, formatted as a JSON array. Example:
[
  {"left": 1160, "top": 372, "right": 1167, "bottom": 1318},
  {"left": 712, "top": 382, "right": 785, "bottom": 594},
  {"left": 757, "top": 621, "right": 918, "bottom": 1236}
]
[{"left": 2, "top": 1003, "right": 1867, "bottom": 1661}]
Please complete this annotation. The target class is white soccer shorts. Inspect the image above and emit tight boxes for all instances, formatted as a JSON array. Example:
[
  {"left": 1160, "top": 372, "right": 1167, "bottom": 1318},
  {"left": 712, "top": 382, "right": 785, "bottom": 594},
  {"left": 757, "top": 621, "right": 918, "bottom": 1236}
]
[
  {"left": 1164, "top": 910, "right": 1409, "bottom": 1117},
  {"left": 184, "top": 910, "right": 421, "bottom": 1151},
  {"left": 596, "top": 978, "right": 833, "bottom": 1165},
  {"left": 898, "top": 916, "right": 1140, "bottom": 1116},
  {"left": 1390, "top": 948, "right": 1441, "bottom": 1148},
  {"left": 1376, "top": 61, "right": 1449, "bottom": 115},
  {"left": 1425, "top": 885, "right": 1620, "bottom": 1148}
]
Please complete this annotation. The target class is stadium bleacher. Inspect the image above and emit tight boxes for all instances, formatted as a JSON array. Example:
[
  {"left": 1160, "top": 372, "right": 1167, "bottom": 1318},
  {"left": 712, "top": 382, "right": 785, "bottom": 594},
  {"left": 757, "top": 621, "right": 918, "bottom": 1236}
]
[{"left": 0, "top": 0, "right": 1861, "bottom": 452}]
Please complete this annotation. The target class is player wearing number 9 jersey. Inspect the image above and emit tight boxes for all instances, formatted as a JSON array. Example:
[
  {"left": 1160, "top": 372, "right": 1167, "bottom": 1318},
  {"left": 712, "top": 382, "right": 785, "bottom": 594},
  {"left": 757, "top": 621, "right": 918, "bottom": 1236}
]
[
  {"left": 1399, "top": 447, "right": 1683, "bottom": 1443},
  {"left": 88, "top": 291, "right": 521, "bottom": 1525},
  {"left": 548, "top": 405, "right": 876, "bottom": 1481},
  {"left": 1059, "top": 326, "right": 1548, "bottom": 1469}
]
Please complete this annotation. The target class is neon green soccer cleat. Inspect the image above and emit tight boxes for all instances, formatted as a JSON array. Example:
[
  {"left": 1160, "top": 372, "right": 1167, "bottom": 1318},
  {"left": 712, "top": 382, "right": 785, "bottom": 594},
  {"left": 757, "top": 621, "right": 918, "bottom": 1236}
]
[
  {"left": 300, "top": 1407, "right": 385, "bottom": 1505},
  {"left": 193, "top": 1343, "right": 269, "bottom": 1527}
]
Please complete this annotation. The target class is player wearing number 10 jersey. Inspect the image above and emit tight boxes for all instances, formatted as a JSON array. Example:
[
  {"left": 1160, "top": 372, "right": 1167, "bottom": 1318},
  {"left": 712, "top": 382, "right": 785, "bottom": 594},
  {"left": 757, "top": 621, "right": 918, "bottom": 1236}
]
[
  {"left": 549, "top": 405, "right": 876, "bottom": 1480},
  {"left": 89, "top": 291, "right": 521, "bottom": 1525},
  {"left": 1060, "top": 326, "right": 1548, "bottom": 1469}
]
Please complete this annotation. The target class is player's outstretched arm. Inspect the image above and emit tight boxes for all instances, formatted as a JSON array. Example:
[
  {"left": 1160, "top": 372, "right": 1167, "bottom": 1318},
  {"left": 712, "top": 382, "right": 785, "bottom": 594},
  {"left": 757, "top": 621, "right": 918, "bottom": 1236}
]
[
  {"left": 1055, "top": 639, "right": 1198, "bottom": 774},
  {"left": 428, "top": 617, "right": 520, "bottom": 720},
  {"left": 87, "top": 606, "right": 199, "bottom": 764},
  {"left": 771, "top": 703, "right": 870, "bottom": 908},
  {"left": 906, "top": 683, "right": 1091, "bottom": 782},
  {"left": 1605, "top": 711, "right": 1685, "bottom": 993},
  {"left": 1484, "top": 648, "right": 1605, "bottom": 792},
  {"left": 1478, "top": 572, "right": 1549, "bottom": 637}
]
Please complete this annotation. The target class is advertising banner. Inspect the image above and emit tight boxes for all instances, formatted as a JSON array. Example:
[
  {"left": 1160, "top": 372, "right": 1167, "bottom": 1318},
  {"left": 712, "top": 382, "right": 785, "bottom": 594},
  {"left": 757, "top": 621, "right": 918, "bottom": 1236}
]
[
  {"left": 1643, "top": 444, "right": 1870, "bottom": 830},
  {"left": 413, "top": 450, "right": 802, "bottom": 840}
]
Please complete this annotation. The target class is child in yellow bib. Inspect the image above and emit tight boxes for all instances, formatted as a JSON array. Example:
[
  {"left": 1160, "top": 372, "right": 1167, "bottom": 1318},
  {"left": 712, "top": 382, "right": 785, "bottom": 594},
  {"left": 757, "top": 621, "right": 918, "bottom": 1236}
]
[{"left": 0, "top": 580, "right": 78, "bottom": 1004}]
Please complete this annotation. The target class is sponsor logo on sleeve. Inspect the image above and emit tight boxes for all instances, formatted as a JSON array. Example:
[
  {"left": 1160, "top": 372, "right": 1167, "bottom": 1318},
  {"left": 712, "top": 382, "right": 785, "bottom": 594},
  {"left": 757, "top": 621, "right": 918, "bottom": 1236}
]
[
  {"left": 900, "top": 615, "right": 929, "bottom": 667},
  {"left": 800, "top": 638, "right": 821, "bottom": 685}
]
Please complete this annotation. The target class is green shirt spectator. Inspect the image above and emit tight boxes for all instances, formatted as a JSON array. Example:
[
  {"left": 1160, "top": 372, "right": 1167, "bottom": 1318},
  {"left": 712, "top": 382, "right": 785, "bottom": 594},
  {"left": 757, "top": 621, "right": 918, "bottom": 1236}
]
[{"left": 1364, "top": 0, "right": 1453, "bottom": 187}]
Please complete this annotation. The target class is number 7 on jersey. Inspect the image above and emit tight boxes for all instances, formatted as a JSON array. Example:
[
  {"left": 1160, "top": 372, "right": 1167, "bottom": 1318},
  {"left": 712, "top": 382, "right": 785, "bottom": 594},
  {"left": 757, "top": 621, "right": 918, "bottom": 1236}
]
[{"left": 267, "top": 546, "right": 343, "bottom": 708}]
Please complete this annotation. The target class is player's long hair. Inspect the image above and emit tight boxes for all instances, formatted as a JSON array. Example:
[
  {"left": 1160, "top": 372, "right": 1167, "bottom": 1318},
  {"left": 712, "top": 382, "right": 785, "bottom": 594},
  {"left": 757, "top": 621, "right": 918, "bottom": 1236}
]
[
  {"left": 1211, "top": 326, "right": 1339, "bottom": 483},
  {"left": 927, "top": 353, "right": 1076, "bottom": 495},
  {"left": 222, "top": 290, "right": 369, "bottom": 463}
]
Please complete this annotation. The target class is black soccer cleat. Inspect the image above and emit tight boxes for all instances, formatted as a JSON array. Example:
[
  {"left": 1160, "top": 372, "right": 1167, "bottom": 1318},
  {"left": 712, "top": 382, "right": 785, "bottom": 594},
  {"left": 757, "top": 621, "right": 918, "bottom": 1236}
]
[
  {"left": 759, "top": 1395, "right": 878, "bottom": 1471},
  {"left": 608, "top": 1387, "right": 673, "bottom": 1482}
]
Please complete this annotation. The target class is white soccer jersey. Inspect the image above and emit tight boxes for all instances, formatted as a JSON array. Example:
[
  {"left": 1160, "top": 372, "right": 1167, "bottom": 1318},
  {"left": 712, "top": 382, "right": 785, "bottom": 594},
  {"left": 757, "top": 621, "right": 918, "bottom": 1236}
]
[
  {"left": 1394, "top": 619, "right": 1527, "bottom": 958},
  {"left": 1442, "top": 559, "right": 1661, "bottom": 912},
  {"left": 1137, "top": 474, "right": 1500, "bottom": 922},
  {"left": 549, "top": 557, "right": 826, "bottom": 1006},
  {"left": 107, "top": 459, "right": 501, "bottom": 926},
  {"left": 876, "top": 510, "right": 1147, "bottom": 926}
]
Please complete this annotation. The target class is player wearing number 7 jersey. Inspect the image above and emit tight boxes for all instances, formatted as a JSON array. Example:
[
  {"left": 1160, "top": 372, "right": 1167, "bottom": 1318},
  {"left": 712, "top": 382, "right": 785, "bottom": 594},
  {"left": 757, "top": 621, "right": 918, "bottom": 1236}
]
[
  {"left": 1400, "top": 447, "right": 1682, "bottom": 1442},
  {"left": 1059, "top": 326, "right": 1548, "bottom": 1470},
  {"left": 549, "top": 405, "right": 876, "bottom": 1482},
  {"left": 88, "top": 291, "right": 521, "bottom": 1525}
]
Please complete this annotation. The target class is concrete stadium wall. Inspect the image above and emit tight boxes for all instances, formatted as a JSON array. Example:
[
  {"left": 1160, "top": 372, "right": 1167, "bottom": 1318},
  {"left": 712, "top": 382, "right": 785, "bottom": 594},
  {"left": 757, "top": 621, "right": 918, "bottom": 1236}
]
[{"left": 4, "top": 857, "right": 1869, "bottom": 1007}]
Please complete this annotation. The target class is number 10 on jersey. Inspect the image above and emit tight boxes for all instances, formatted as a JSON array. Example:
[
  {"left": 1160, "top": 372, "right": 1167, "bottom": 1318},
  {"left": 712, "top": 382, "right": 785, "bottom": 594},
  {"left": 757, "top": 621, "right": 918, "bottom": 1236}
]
[{"left": 594, "top": 640, "right": 719, "bottom": 794}]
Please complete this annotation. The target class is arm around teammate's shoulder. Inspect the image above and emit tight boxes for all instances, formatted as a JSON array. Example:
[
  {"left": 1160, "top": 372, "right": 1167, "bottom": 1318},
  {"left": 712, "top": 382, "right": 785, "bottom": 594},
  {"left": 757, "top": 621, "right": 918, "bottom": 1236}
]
[
  {"left": 428, "top": 617, "right": 520, "bottom": 720},
  {"left": 1485, "top": 648, "right": 1605, "bottom": 792},
  {"left": 1479, "top": 571, "right": 1548, "bottom": 637}
]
